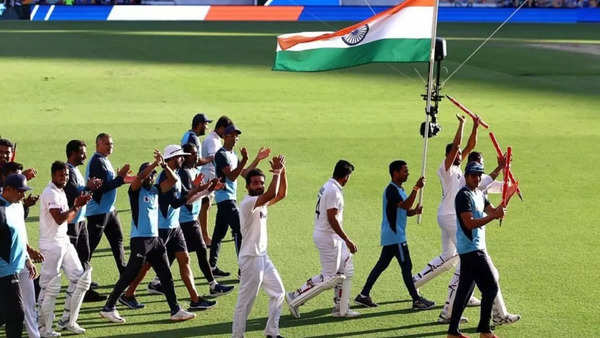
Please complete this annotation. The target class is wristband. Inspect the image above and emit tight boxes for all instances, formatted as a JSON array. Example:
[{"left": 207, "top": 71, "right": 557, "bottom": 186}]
[{"left": 272, "top": 169, "right": 282, "bottom": 175}]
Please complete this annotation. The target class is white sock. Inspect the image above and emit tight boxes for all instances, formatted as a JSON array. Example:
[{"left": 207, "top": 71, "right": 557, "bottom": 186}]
[{"left": 209, "top": 281, "right": 217, "bottom": 289}]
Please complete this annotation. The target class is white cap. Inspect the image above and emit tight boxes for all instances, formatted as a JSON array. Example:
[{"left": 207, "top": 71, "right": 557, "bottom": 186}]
[{"left": 163, "top": 144, "right": 190, "bottom": 160}]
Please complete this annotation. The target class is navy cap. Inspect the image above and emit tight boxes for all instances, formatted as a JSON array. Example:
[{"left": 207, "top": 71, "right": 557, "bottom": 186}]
[
  {"left": 465, "top": 161, "right": 485, "bottom": 175},
  {"left": 193, "top": 113, "right": 212, "bottom": 126},
  {"left": 138, "top": 162, "right": 157, "bottom": 175},
  {"left": 223, "top": 124, "right": 242, "bottom": 135},
  {"left": 4, "top": 174, "right": 32, "bottom": 191}
]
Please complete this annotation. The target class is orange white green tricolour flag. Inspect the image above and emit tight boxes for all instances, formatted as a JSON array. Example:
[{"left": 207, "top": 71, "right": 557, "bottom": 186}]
[{"left": 273, "top": 0, "right": 435, "bottom": 72}]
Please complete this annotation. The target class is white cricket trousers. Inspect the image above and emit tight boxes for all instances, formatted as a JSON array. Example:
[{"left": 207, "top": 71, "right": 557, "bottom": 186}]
[
  {"left": 314, "top": 232, "right": 354, "bottom": 279},
  {"left": 18, "top": 268, "right": 40, "bottom": 338},
  {"left": 38, "top": 238, "right": 85, "bottom": 324},
  {"left": 232, "top": 255, "right": 285, "bottom": 338}
]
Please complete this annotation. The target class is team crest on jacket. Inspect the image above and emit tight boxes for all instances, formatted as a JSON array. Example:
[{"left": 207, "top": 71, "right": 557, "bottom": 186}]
[{"left": 342, "top": 25, "right": 369, "bottom": 46}]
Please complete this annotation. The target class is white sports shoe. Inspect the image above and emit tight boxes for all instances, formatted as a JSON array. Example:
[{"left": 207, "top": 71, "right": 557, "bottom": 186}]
[
  {"left": 100, "top": 309, "right": 126, "bottom": 324},
  {"left": 285, "top": 292, "right": 301, "bottom": 319},
  {"left": 40, "top": 330, "right": 62, "bottom": 337},
  {"left": 64, "top": 323, "right": 86, "bottom": 334},
  {"left": 57, "top": 320, "right": 86, "bottom": 334},
  {"left": 467, "top": 296, "right": 481, "bottom": 307},
  {"left": 437, "top": 313, "right": 468, "bottom": 324},
  {"left": 331, "top": 308, "right": 360, "bottom": 318},
  {"left": 170, "top": 309, "right": 196, "bottom": 322},
  {"left": 493, "top": 313, "right": 521, "bottom": 327}
]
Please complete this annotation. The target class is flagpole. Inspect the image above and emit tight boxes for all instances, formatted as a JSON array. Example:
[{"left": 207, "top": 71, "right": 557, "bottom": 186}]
[{"left": 417, "top": 0, "right": 440, "bottom": 224}]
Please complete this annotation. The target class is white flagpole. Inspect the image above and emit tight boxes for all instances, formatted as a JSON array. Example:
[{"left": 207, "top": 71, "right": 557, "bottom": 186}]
[{"left": 417, "top": 0, "right": 440, "bottom": 224}]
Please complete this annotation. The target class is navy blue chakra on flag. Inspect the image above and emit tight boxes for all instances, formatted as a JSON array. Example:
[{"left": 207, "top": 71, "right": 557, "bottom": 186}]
[{"left": 342, "top": 25, "right": 369, "bottom": 46}]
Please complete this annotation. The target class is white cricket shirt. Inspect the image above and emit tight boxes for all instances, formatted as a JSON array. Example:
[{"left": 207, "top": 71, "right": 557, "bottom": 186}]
[
  {"left": 238, "top": 195, "right": 268, "bottom": 257},
  {"left": 313, "top": 178, "right": 344, "bottom": 235},
  {"left": 39, "top": 181, "right": 69, "bottom": 244},
  {"left": 437, "top": 160, "right": 463, "bottom": 216},
  {"left": 200, "top": 131, "right": 222, "bottom": 180}
]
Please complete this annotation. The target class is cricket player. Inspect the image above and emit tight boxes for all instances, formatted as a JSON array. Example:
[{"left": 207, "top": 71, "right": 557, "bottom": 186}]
[
  {"left": 0, "top": 174, "right": 39, "bottom": 338},
  {"left": 199, "top": 115, "right": 232, "bottom": 247},
  {"left": 462, "top": 152, "right": 521, "bottom": 328},
  {"left": 64, "top": 139, "right": 105, "bottom": 303},
  {"left": 232, "top": 156, "right": 287, "bottom": 338},
  {"left": 412, "top": 115, "right": 481, "bottom": 324},
  {"left": 100, "top": 150, "right": 195, "bottom": 323},
  {"left": 210, "top": 124, "right": 270, "bottom": 278},
  {"left": 355, "top": 160, "right": 435, "bottom": 310},
  {"left": 179, "top": 143, "right": 234, "bottom": 296},
  {"left": 38, "top": 161, "right": 92, "bottom": 336},
  {"left": 286, "top": 160, "right": 358, "bottom": 319},
  {"left": 124, "top": 144, "right": 216, "bottom": 310},
  {"left": 140, "top": 143, "right": 234, "bottom": 301},
  {"left": 447, "top": 162, "right": 504, "bottom": 338},
  {"left": 85, "top": 133, "right": 130, "bottom": 276}
]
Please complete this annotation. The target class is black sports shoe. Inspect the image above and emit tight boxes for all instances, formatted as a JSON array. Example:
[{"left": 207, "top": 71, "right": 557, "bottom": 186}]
[
  {"left": 412, "top": 296, "right": 435, "bottom": 310},
  {"left": 90, "top": 281, "right": 99, "bottom": 289},
  {"left": 189, "top": 298, "right": 216, "bottom": 311},
  {"left": 211, "top": 267, "right": 231, "bottom": 278},
  {"left": 83, "top": 289, "right": 107, "bottom": 302},
  {"left": 209, "top": 283, "right": 234, "bottom": 297},
  {"left": 354, "top": 294, "right": 378, "bottom": 308},
  {"left": 266, "top": 335, "right": 284, "bottom": 338},
  {"left": 118, "top": 294, "right": 145, "bottom": 309}
]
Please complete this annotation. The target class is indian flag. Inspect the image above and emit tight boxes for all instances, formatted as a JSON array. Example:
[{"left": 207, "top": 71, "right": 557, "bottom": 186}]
[{"left": 273, "top": 0, "right": 435, "bottom": 72}]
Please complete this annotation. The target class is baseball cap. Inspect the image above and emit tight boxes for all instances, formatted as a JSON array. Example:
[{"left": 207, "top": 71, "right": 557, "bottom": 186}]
[
  {"left": 464, "top": 161, "right": 485, "bottom": 175},
  {"left": 193, "top": 113, "right": 212, "bottom": 126},
  {"left": 138, "top": 162, "right": 157, "bottom": 175},
  {"left": 223, "top": 124, "right": 242, "bottom": 135},
  {"left": 163, "top": 145, "right": 190, "bottom": 160},
  {"left": 4, "top": 174, "right": 32, "bottom": 191}
]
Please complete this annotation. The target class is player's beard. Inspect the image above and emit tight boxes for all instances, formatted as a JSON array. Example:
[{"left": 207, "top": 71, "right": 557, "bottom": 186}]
[{"left": 249, "top": 188, "right": 264, "bottom": 196}]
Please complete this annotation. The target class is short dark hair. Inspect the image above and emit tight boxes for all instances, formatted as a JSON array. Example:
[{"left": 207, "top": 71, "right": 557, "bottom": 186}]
[
  {"left": 51, "top": 161, "right": 67, "bottom": 175},
  {"left": 66, "top": 140, "right": 86, "bottom": 158},
  {"left": 388, "top": 160, "right": 407, "bottom": 178},
  {"left": 1, "top": 162, "right": 23, "bottom": 177},
  {"left": 333, "top": 160, "right": 355, "bottom": 179},
  {"left": 468, "top": 151, "right": 482, "bottom": 163},
  {"left": 182, "top": 143, "right": 197, "bottom": 154},
  {"left": 445, "top": 143, "right": 454, "bottom": 156},
  {"left": 96, "top": 133, "right": 110, "bottom": 144},
  {"left": 245, "top": 168, "right": 265, "bottom": 185},
  {"left": 0, "top": 138, "right": 13, "bottom": 149},
  {"left": 215, "top": 116, "right": 232, "bottom": 130}
]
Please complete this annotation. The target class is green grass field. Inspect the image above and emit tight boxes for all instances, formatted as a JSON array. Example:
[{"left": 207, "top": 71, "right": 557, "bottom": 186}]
[{"left": 1, "top": 20, "right": 599, "bottom": 337}]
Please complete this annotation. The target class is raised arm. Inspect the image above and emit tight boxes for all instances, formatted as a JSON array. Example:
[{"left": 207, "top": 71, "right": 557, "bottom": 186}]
[
  {"left": 254, "top": 155, "right": 285, "bottom": 209},
  {"left": 159, "top": 163, "right": 179, "bottom": 194},
  {"left": 462, "top": 117, "right": 480, "bottom": 160},
  {"left": 241, "top": 147, "right": 271, "bottom": 178},
  {"left": 131, "top": 149, "right": 163, "bottom": 192},
  {"left": 268, "top": 165, "right": 287, "bottom": 206},
  {"left": 445, "top": 115, "right": 466, "bottom": 171}
]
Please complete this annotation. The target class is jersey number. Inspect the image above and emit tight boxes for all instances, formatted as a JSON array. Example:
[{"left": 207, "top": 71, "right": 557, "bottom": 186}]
[{"left": 315, "top": 187, "right": 325, "bottom": 218}]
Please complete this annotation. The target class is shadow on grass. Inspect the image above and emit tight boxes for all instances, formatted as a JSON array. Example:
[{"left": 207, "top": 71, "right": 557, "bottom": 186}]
[{"left": 97, "top": 303, "right": 444, "bottom": 338}]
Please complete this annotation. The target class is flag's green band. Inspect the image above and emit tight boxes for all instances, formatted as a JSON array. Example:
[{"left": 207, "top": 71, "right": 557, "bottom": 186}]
[{"left": 274, "top": 38, "right": 431, "bottom": 72}]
